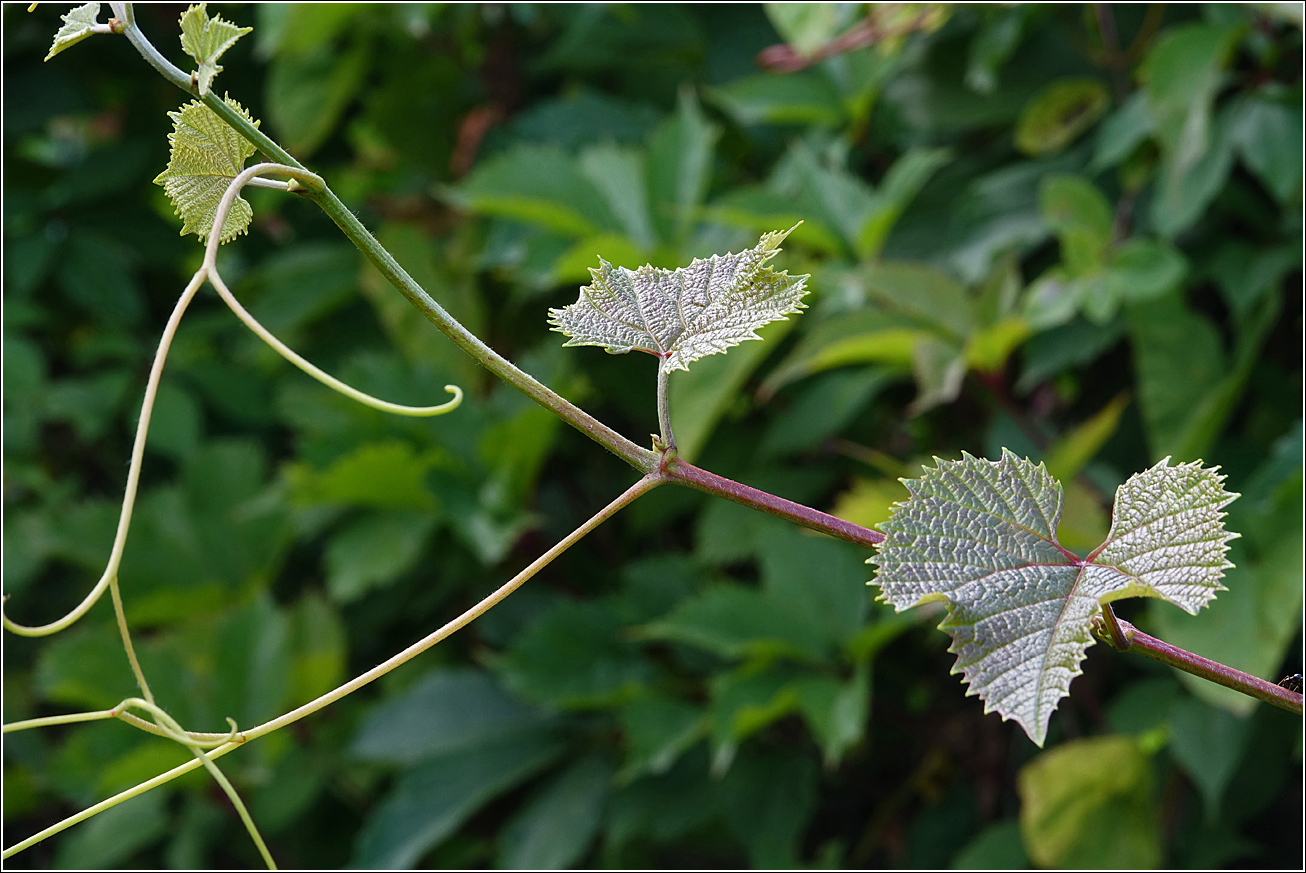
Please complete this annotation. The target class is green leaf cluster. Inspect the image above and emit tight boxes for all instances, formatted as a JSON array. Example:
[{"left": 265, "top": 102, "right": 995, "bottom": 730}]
[{"left": 6, "top": 3, "right": 1301, "bottom": 869}]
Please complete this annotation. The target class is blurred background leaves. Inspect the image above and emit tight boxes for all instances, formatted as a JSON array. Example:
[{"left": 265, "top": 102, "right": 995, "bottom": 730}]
[{"left": 3, "top": 3, "right": 1301, "bottom": 868}]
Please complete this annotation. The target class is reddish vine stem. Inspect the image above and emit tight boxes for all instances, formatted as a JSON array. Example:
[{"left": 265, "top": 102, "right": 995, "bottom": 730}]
[
  {"left": 1104, "top": 615, "right": 1303, "bottom": 715},
  {"left": 664, "top": 457, "right": 884, "bottom": 549}
]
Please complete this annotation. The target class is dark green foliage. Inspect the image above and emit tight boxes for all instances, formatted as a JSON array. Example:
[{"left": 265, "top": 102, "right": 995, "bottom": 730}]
[{"left": 3, "top": 3, "right": 1301, "bottom": 868}]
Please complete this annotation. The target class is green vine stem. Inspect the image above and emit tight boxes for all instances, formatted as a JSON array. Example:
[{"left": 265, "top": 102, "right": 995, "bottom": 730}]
[
  {"left": 8, "top": 11, "right": 1294, "bottom": 864},
  {"left": 205, "top": 164, "right": 463, "bottom": 417},
  {"left": 115, "top": 698, "right": 275, "bottom": 869},
  {"left": 1, "top": 269, "right": 211, "bottom": 712},
  {"left": 309, "top": 184, "right": 657, "bottom": 470},
  {"left": 3, "top": 708, "right": 118, "bottom": 733},
  {"left": 112, "top": 2, "right": 655, "bottom": 473},
  {"left": 2, "top": 473, "right": 662, "bottom": 860},
  {"left": 656, "top": 365, "right": 677, "bottom": 453},
  {"left": 1, "top": 162, "right": 460, "bottom": 644}
]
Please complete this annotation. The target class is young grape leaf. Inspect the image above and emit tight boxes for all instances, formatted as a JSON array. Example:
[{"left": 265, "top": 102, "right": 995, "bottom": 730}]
[
  {"left": 869, "top": 451, "right": 1238, "bottom": 745},
  {"left": 152, "top": 97, "right": 259, "bottom": 244},
  {"left": 178, "top": 3, "right": 253, "bottom": 98},
  {"left": 548, "top": 226, "right": 809, "bottom": 373},
  {"left": 44, "top": 1, "right": 104, "bottom": 62}
]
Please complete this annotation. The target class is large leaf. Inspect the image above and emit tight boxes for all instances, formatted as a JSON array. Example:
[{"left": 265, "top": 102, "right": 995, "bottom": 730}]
[
  {"left": 152, "top": 97, "right": 259, "bottom": 244},
  {"left": 549, "top": 227, "right": 809, "bottom": 374},
  {"left": 351, "top": 730, "right": 564, "bottom": 868},
  {"left": 1018, "top": 735, "right": 1161, "bottom": 868},
  {"left": 496, "top": 755, "right": 614, "bottom": 869},
  {"left": 351, "top": 668, "right": 546, "bottom": 766},
  {"left": 266, "top": 42, "right": 370, "bottom": 158},
  {"left": 1150, "top": 424, "right": 1303, "bottom": 714},
  {"left": 178, "top": 3, "right": 252, "bottom": 97},
  {"left": 870, "top": 451, "right": 1238, "bottom": 745},
  {"left": 450, "top": 143, "right": 618, "bottom": 238}
]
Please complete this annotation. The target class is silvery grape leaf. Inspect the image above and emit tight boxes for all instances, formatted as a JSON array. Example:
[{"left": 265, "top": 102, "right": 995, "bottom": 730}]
[
  {"left": 549, "top": 226, "right": 809, "bottom": 373},
  {"left": 152, "top": 96, "right": 259, "bottom": 244},
  {"left": 44, "top": 2, "right": 104, "bottom": 62},
  {"left": 178, "top": 3, "right": 252, "bottom": 97},
  {"left": 870, "top": 451, "right": 1238, "bottom": 745}
]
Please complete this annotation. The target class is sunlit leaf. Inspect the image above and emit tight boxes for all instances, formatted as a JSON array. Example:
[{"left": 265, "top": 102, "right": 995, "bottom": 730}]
[
  {"left": 152, "top": 96, "right": 260, "bottom": 244},
  {"left": 1019, "top": 735, "right": 1161, "bottom": 867},
  {"left": 549, "top": 227, "right": 809, "bottom": 374},
  {"left": 179, "top": 3, "right": 252, "bottom": 97},
  {"left": 870, "top": 451, "right": 1238, "bottom": 745},
  {"left": 44, "top": 1, "right": 103, "bottom": 62}
]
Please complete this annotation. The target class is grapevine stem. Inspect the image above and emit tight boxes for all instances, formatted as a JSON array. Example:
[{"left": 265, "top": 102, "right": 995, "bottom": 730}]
[
  {"left": 663, "top": 458, "right": 884, "bottom": 548},
  {"left": 1107, "top": 616, "right": 1304, "bottom": 715},
  {"left": 656, "top": 365, "right": 677, "bottom": 452},
  {"left": 1098, "top": 603, "right": 1130, "bottom": 650},
  {"left": 204, "top": 164, "right": 463, "bottom": 417},
  {"left": 3, "top": 709, "right": 117, "bottom": 733},
  {"left": 113, "top": 3, "right": 655, "bottom": 472},
  {"left": 115, "top": 699, "right": 275, "bottom": 869},
  {"left": 1, "top": 268, "right": 209, "bottom": 712}
]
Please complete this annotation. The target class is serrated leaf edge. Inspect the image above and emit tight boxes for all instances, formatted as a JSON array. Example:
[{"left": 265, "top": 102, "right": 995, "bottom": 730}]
[
  {"left": 178, "top": 3, "right": 253, "bottom": 98},
  {"left": 867, "top": 451, "right": 1240, "bottom": 745},
  {"left": 44, "top": 1, "right": 103, "bottom": 62},
  {"left": 151, "top": 95, "right": 260, "bottom": 244},
  {"left": 547, "top": 225, "right": 810, "bottom": 374}
]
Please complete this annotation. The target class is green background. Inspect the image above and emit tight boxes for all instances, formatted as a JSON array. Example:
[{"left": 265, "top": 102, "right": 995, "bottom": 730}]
[{"left": 3, "top": 3, "right": 1301, "bottom": 868}]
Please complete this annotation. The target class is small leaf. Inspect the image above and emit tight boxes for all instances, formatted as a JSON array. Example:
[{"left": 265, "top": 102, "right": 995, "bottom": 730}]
[
  {"left": 549, "top": 227, "right": 809, "bottom": 374},
  {"left": 152, "top": 96, "right": 260, "bottom": 244},
  {"left": 870, "top": 451, "right": 1238, "bottom": 745},
  {"left": 1015, "top": 77, "right": 1110, "bottom": 156},
  {"left": 44, "top": 2, "right": 103, "bottom": 62},
  {"left": 179, "top": 3, "right": 252, "bottom": 97}
]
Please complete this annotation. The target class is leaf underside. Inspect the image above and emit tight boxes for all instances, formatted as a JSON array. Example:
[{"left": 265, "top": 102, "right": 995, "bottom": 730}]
[
  {"left": 179, "top": 3, "right": 253, "bottom": 98},
  {"left": 152, "top": 96, "right": 259, "bottom": 245},
  {"left": 548, "top": 227, "right": 810, "bottom": 373},
  {"left": 45, "top": 1, "right": 102, "bottom": 62},
  {"left": 870, "top": 451, "right": 1237, "bottom": 745}
]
